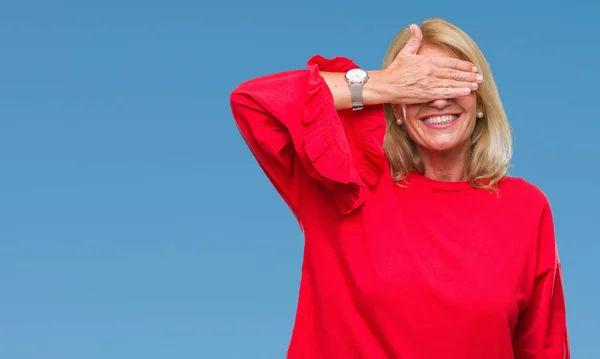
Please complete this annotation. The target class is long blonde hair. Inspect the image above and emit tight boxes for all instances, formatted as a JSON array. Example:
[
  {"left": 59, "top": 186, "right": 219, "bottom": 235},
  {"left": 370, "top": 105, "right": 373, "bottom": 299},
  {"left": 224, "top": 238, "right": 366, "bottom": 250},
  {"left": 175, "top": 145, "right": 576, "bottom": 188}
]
[{"left": 382, "top": 18, "right": 512, "bottom": 189}]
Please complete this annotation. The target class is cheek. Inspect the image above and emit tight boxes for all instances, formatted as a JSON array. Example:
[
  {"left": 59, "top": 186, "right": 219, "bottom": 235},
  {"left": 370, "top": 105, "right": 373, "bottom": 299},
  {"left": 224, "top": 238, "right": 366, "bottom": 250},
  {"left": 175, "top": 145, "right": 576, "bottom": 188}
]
[
  {"left": 403, "top": 107, "right": 431, "bottom": 141},
  {"left": 403, "top": 120, "right": 427, "bottom": 144},
  {"left": 456, "top": 93, "right": 478, "bottom": 111},
  {"left": 404, "top": 105, "right": 420, "bottom": 121}
]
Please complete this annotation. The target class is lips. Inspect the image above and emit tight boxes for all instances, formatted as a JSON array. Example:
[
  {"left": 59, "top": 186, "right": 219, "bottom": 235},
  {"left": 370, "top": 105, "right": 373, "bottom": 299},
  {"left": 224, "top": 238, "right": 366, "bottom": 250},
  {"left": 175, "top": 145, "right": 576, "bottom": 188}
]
[
  {"left": 419, "top": 113, "right": 462, "bottom": 128},
  {"left": 420, "top": 113, "right": 461, "bottom": 125}
]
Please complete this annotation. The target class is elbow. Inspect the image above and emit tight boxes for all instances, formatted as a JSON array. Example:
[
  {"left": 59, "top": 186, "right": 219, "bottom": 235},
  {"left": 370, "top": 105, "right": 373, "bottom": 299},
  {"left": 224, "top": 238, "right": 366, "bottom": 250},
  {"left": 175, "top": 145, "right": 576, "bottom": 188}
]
[
  {"left": 229, "top": 81, "right": 253, "bottom": 125},
  {"left": 230, "top": 73, "right": 266, "bottom": 100},
  {"left": 229, "top": 82, "right": 248, "bottom": 109},
  {"left": 229, "top": 75, "right": 264, "bottom": 113}
]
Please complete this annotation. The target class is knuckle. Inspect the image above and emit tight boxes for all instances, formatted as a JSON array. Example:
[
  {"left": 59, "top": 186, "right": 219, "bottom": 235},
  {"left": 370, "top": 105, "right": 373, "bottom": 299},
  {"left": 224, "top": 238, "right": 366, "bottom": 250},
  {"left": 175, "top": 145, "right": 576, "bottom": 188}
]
[
  {"left": 445, "top": 79, "right": 457, "bottom": 88},
  {"left": 424, "top": 64, "right": 435, "bottom": 76}
]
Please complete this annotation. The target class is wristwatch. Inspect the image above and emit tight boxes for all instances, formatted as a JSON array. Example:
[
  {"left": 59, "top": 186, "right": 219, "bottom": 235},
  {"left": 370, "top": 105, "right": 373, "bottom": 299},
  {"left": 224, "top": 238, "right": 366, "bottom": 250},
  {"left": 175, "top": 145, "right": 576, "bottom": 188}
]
[{"left": 345, "top": 68, "right": 369, "bottom": 111}]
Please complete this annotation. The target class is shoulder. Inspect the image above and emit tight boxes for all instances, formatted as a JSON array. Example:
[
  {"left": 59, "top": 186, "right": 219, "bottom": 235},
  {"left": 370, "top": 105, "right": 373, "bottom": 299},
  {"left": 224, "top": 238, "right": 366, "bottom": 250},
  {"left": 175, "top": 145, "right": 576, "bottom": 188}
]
[
  {"left": 498, "top": 176, "right": 551, "bottom": 212},
  {"left": 497, "top": 177, "right": 557, "bottom": 267}
]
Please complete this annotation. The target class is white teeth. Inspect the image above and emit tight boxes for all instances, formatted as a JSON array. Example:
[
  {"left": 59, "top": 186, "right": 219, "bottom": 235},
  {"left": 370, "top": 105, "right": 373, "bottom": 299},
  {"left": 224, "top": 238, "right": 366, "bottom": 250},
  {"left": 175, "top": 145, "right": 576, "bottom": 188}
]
[{"left": 423, "top": 115, "right": 458, "bottom": 124}]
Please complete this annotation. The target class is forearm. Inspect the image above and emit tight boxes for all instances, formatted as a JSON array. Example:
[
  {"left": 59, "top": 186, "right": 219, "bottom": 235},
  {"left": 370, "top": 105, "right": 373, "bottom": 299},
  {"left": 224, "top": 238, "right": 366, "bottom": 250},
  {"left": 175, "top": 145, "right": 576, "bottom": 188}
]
[{"left": 320, "top": 70, "right": 390, "bottom": 110}]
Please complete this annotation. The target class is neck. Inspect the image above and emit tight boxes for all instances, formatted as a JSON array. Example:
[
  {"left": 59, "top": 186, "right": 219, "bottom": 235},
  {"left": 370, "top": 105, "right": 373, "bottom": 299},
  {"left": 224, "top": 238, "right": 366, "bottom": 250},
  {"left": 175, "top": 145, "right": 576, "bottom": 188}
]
[{"left": 417, "top": 143, "right": 470, "bottom": 182}]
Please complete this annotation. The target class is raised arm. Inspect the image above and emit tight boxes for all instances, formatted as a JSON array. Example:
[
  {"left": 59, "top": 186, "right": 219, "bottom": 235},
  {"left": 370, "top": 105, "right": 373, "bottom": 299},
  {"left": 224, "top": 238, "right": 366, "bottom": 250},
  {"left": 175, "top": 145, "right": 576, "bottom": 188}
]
[
  {"left": 230, "top": 56, "right": 384, "bottom": 217},
  {"left": 230, "top": 25, "right": 482, "bottom": 217}
]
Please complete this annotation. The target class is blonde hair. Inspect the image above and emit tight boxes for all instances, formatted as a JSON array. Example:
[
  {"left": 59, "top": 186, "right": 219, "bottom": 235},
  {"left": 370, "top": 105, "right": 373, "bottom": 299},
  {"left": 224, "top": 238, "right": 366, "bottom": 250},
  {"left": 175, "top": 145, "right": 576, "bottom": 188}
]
[{"left": 382, "top": 18, "right": 512, "bottom": 189}]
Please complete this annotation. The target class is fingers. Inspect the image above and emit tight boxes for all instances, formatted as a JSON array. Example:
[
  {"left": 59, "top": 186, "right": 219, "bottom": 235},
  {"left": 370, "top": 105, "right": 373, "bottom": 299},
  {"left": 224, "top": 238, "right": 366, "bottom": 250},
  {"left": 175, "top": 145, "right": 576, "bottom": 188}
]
[
  {"left": 431, "top": 56, "right": 478, "bottom": 73},
  {"left": 440, "top": 78, "right": 479, "bottom": 91},
  {"left": 435, "top": 67, "right": 483, "bottom": 84},
  {"left": 426, "top": 76, "right": 479, "bottom": 102},
  {"left": 435, "top": 87, "right": 473, "bottom": 99},
  {"left": 398, "top": 24, "right": 423, "bottom": 55}
]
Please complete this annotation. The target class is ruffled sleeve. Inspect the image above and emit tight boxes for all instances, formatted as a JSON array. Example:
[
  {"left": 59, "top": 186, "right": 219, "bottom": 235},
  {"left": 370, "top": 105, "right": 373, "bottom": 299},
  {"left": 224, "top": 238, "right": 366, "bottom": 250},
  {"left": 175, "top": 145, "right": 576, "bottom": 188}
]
[{"left": 230, "top": 55, "right": 386, "bottom": 216}]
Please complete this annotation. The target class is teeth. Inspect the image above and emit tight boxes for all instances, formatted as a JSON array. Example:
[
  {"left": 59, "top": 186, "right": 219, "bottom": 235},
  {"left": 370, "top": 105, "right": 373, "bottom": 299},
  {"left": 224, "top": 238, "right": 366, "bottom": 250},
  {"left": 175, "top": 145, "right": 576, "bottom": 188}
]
[{"left": 423, "top": 115, "right": 458, "bottom": 124}]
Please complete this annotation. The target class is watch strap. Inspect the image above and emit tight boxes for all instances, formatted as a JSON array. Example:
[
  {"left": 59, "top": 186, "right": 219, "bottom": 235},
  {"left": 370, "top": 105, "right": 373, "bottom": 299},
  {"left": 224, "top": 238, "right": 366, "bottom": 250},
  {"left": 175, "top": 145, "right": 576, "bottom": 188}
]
[{"left": 350, "top": 83, "right": 364, "bottom": 111}]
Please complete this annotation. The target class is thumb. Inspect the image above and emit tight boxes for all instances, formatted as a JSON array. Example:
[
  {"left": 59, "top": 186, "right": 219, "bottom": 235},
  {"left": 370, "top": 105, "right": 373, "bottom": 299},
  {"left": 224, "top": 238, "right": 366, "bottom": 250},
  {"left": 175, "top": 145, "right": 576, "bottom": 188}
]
[{"left": 399, "top": 24, "right": 422, "bottom": 55}]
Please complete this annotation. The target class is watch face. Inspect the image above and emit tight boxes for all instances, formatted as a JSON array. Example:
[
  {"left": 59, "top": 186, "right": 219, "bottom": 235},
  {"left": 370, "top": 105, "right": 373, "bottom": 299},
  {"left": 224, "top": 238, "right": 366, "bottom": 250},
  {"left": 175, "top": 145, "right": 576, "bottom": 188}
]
[{"left": 346, "top": 68, "right": 367, "bottom": 83}]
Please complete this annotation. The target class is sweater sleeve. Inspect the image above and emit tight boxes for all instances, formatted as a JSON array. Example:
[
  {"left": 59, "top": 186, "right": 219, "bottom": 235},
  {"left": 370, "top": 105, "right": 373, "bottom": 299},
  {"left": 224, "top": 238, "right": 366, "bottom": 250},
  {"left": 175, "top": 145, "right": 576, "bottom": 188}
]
[
  {"left": 513, "top": 204, "right": 570, "bottom": 359},
  {"left": 229, "top": 55, "right": 386, "bottom": 216}
]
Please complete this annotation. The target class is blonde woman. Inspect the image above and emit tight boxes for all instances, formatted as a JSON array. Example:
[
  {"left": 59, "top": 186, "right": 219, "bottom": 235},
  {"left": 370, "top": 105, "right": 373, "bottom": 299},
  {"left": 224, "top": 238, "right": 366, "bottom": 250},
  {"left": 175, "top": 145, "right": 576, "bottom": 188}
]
[{"left": 230, "top": 18, "right": 570, "bottom": 359}]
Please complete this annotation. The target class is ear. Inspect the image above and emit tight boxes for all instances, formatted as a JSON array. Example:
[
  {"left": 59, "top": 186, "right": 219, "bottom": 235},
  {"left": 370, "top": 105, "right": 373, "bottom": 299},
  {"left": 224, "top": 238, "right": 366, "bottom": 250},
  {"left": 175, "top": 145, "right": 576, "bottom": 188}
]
[
  {"left": 391, "top": 104, "right": 406, "bottom": 125},
  {"left": 476, "top": 99, "right": 485, "bottom": 119},
  {"left": 391, "top": 104, "right": 403, "bottom": 119},
  {"left": 476, "top": 94, "right": 486, "bottom": 113}
]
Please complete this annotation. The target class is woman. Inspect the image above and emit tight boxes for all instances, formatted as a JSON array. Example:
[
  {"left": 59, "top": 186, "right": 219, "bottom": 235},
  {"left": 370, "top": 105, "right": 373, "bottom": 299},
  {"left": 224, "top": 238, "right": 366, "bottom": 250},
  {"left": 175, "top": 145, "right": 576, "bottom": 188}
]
[{"left": 230, "top": 18, "right": 570, "bottom": 359}]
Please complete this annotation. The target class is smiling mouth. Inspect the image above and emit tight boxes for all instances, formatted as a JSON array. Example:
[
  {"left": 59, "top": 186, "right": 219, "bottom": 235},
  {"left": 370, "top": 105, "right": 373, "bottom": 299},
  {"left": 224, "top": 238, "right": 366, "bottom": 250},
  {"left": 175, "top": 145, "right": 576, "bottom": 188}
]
[{"left": 420, "top": 114, "right": 461, "bottom": 125}]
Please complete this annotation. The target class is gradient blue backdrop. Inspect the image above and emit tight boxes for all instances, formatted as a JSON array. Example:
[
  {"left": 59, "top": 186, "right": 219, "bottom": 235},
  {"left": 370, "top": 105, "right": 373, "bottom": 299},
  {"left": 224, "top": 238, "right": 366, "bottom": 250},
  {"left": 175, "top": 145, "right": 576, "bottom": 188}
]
[{"left": 0, "top": 0, "right": 598, "bottom": 358}]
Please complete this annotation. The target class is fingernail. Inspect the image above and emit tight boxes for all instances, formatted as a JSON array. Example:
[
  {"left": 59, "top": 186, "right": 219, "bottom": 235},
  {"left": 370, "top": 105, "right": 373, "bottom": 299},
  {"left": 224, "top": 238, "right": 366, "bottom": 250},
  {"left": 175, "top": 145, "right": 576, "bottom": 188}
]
[
  {"left": 476, "top": 74, "right": 483, "bottom": 82},
  {"left": 472, "top": 66, "right": 478, "bottom": 72},
  {"left": 471, "top": 83, "right": 478, "bottom": 89},
  {"left": 464, "top": 88, "right": 471, "bottom": 94},
  {"left": 409, "top": 25, "right": 414, "bottom": 35}
]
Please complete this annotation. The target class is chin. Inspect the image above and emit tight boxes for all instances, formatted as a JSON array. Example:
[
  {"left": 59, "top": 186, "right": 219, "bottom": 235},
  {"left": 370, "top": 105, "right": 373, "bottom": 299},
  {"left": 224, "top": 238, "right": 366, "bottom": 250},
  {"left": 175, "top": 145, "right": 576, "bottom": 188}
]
[{"left": 425, "top": 138, "right": 461, "bottom": 152}]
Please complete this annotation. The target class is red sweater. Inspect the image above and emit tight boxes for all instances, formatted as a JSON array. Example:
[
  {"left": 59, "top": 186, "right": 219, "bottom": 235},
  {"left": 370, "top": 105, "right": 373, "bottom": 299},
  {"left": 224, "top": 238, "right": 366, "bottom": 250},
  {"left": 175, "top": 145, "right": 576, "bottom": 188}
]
[{"left": 230, "top": 55, "right": 570, "bottom": 359}]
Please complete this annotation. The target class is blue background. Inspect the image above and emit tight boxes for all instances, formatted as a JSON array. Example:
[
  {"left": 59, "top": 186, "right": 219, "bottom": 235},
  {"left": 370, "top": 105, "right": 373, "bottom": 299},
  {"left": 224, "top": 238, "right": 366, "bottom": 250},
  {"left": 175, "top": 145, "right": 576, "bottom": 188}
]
[{"left": 0, "top": 0, "right": 598, "bottom": 358}]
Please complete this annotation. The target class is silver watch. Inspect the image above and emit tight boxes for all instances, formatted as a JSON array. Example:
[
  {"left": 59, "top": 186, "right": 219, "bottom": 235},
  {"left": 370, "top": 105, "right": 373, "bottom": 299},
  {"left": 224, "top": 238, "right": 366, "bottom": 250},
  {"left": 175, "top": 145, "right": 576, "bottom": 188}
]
[{"left": 345, "top": 68, "right": 369, "bottom": 111}]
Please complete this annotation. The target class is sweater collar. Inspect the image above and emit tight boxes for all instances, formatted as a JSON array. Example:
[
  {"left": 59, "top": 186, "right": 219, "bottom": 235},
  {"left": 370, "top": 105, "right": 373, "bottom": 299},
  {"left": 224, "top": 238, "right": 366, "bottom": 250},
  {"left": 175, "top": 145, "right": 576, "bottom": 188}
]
[{"left": 404, "top": 171, "right": 475, "bottom": 191}]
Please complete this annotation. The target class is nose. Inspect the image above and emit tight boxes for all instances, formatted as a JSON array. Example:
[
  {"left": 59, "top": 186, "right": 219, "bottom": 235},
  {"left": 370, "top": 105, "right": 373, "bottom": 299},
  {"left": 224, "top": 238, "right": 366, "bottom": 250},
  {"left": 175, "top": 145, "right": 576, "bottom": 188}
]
[{"left": 428, "top": 99, "right": 451, "bottom": 109}]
